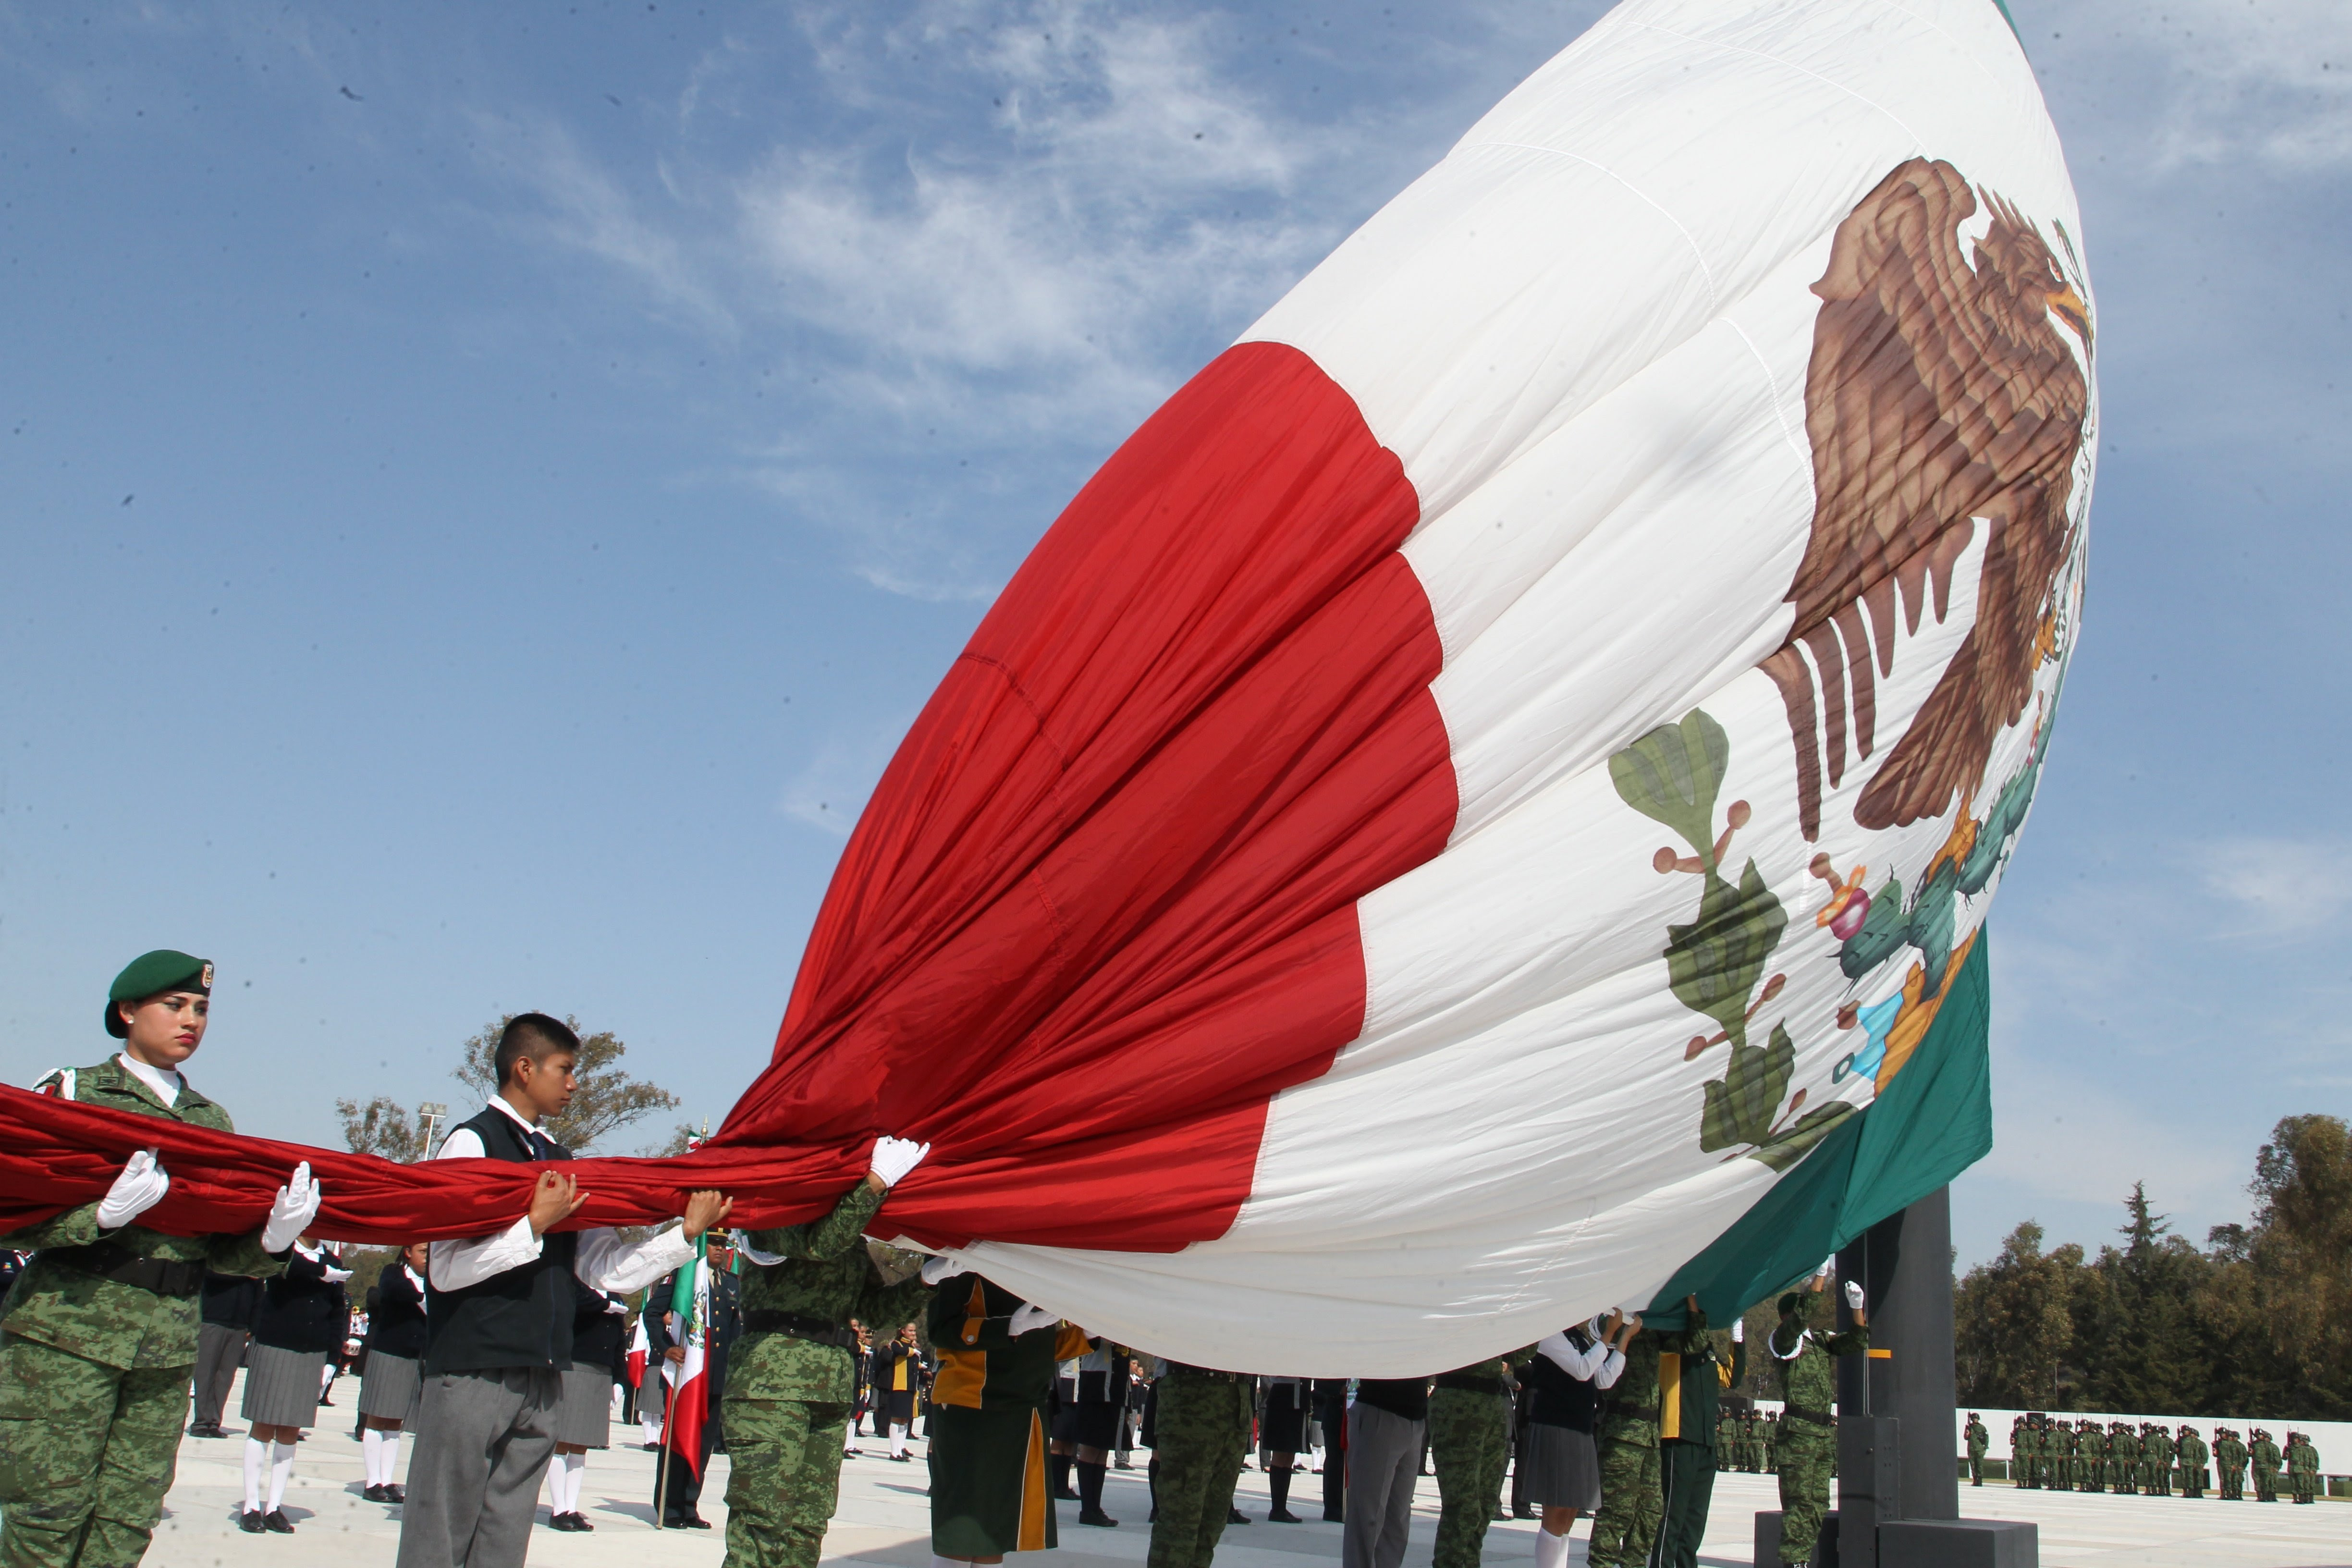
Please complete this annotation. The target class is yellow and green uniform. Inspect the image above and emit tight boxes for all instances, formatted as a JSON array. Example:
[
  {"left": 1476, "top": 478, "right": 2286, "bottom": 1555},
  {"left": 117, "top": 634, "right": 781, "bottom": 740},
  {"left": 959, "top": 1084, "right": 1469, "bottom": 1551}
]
[
  {"left": 0, "top": 1058, "right": 282, "bottom": 1568},
  {"left": 926, "top": 1274, "right": 1091, "bottom": 1556}
]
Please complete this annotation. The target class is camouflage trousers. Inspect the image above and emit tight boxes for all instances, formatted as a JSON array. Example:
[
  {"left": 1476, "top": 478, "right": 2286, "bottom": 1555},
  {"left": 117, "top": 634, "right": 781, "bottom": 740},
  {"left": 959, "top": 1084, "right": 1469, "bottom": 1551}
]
[
  {"left": 2219, "top": 1466, "right": 2244, "bottom": 1500},
  {"left": 0, "top": 1335, "right": 188, "bottom": 1568},
  {"left": 719, "top": 1396, "right": 851, "bottom": 1568},
  {"left": 2291, "top": 1470, "right": 2318, "bottom": 1504},
  {"left": 1428, "top": 1389, "right": 1510, "bottom": 1568},
  {"left": 1774, "top": 1423, "right": 1835, "bottom": 1567},
  {"left": 1147, "top": 1373, "right": 1252, "bottom": 1568},
  {"left": 2253, "top": 1467, "right": 2278, "bottom": 1503},
  {"left": 1584, "top": 1431, "right": 1660, "bottom": 1568}
]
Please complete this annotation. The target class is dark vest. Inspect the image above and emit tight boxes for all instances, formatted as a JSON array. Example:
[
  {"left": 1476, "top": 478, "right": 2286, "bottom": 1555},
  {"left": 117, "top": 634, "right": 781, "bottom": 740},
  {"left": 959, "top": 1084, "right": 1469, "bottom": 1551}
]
[
  {"left": 423, "top": 1107, "right": 579, "bottom": 1375},
  {"left": 1525, "top": 1336, "right": 1603, "bottom": 1433}
]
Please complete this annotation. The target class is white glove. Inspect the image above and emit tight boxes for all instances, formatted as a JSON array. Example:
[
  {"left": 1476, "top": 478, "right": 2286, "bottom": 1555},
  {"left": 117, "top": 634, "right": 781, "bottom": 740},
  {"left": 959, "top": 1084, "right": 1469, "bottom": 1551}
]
[
  {"left": 868, "top": 1136, "right": 931, "bottom": 1188},
  {"left": 606, "top": 1296, "right": 629, "bottom": 1316},
  {"left": 1732, "top": 1317, "right": 1745, "bottom": 1343},
  {"left": 920, "top": 1253, "right": 960, "bottom": 1286},
  {"left": 732, "top": 1230, "right": 789, "bottom": 1267},
  {"left": 1844, "top": 1280, "right": 1866, "bottom": 1311},
  {"left": 95, "top": 1149, "right": 171, "bottom": 1229},
  {"left": 1008, "top": 1303, "right": 1057, "bottom": 1336},
  {"left": 322, "top": 1264, "right": 355, "bottom": 1283},
  {"left": 261, "top": 1161, "right": 322, "bottom": 1253}
]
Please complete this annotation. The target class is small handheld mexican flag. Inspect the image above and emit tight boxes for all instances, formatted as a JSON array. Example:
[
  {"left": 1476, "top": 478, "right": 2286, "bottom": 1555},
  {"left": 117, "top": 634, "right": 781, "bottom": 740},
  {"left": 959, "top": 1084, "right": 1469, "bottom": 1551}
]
[
  {"left": 661, "top": 1236, "right": 712, "bottom": 1478},
  {"left": 626, "top": 1313, "right": 649, "bottom": 1390}
]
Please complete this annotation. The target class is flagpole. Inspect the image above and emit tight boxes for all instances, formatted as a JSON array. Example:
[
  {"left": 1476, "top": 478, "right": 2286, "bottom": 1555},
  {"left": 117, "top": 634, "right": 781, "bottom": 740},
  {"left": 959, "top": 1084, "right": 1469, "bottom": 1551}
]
[{"left": 653, "top": 1403, "right": 674, "bottom": 1531}]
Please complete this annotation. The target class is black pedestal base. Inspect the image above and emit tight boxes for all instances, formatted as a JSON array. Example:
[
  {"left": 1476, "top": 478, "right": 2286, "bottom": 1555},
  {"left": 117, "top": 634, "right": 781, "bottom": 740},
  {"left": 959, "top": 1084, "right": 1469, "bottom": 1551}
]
[
  {"left": 1755, "top": 1510, "right": 1838, "bottom": 1568},
  {"left": 1753, "top": 1512, "right": 2037, "bottom": 1568}
]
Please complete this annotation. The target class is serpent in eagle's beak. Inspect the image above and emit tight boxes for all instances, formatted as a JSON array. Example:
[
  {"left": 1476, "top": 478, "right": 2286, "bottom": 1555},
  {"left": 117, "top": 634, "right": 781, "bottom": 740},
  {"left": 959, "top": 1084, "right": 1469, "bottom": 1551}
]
[{"left": 2046, "top": 280, "right": 2091, "bottom": 357}]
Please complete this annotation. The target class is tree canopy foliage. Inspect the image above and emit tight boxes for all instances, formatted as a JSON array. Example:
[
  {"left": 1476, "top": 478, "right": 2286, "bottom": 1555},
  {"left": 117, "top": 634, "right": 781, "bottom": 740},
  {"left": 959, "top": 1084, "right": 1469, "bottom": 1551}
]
[
  {"left": 1957, "top": 1115, "right": 2352, "bottom": 1418},
  {"left": 453, "top": 1014, "right": 681, "bottom": 1153}
]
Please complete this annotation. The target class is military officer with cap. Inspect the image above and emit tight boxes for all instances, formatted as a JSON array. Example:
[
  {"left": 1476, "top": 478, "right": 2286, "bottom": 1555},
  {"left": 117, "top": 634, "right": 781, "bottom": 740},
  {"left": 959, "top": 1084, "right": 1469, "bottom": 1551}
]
[{"left": 0, "top": 950, "right": 322, "bottom": 1568}]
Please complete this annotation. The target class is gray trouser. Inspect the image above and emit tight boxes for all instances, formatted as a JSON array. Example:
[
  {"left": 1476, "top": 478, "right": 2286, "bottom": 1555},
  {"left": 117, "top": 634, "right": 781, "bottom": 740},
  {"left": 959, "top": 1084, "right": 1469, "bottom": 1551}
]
[
  {"left": 395, "top": 1367, "right": 561, "bottom": 1568},
  {"left": 1346, "top": 1403, "right": 1425, "bottom": 1568},
  {"left": 192, "top": 1323, "right": 247, "bottom": 1427}
]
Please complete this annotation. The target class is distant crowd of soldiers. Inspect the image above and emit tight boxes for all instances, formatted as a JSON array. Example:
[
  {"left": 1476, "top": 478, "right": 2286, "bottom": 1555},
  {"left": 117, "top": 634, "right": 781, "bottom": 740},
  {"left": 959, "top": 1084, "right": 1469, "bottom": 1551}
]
[
  {"left": 1710, "top": 1407, "right": 1785, "bottom": 1474},
  {"left": 1977, "top": 1412, "right": 2326, "bottom": 1502}
]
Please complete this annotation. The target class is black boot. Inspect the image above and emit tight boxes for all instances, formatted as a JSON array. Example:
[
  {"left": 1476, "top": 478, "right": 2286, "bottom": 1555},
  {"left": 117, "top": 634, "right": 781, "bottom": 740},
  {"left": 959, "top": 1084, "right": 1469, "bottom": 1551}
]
[
  {"left": 1077, "top": 1461, "right": 1119, "bottom": 1526},
  {"left": 1268, "top": 1463, "right": 1301, "bottom": 1523}
]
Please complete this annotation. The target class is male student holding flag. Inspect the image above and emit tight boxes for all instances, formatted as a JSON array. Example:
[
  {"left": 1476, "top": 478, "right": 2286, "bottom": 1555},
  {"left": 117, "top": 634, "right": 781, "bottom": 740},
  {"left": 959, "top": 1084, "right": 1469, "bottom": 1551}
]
[{"left": 395, "top": 1014, "right": 735, "bottom": 1568}]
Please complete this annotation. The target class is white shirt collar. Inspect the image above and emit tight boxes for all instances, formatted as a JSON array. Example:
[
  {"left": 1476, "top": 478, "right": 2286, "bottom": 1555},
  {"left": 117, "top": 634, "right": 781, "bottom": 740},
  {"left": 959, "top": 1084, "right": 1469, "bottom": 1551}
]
[
  {"left": 483, "top": 1096, "right": 542, "bottom": 1133},
  {"left": 116, "top": 1052, "right": 183, "bottom": 1107}
]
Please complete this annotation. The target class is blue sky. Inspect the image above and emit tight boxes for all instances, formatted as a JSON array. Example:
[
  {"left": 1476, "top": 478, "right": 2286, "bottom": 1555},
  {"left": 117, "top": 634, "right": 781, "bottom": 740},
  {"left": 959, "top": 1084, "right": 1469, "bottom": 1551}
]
[{"left": 1, "top": 0, "right": 2345, "bottom": 1269}]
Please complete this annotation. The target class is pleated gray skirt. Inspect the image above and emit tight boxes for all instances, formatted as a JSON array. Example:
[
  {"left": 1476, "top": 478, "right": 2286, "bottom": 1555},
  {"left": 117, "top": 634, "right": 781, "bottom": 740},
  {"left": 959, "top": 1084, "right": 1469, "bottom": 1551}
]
[
  {"left": 241, "top": 1343, "right": 329, "bottom": 1428},
  {"left": 359, "top": 1350, "right": 424, "bottom": 1423},
  {"left": 552, "top": 1364, "right": 613, "bottom": 1448},
  {"left": 1520, "top": 1423, "right": 1601, "bottom": 1509}
]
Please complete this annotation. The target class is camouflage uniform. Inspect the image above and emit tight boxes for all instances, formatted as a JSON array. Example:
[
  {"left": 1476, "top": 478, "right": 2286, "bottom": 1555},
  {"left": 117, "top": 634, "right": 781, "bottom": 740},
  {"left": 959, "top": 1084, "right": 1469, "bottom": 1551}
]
[
  {"left": 1964, "top": 1416, "right": 1988, "bottom": 1486},
  {"left": 1585, "top": 1330, "right": 1662, "bottom": 1568},
  {"left": 0, "top": 1059, "right": 282, "bottom": 1568},
  {"left": 1716, "top": 1415, "right": 1737, "bottom": 1472},
  {"left": 2287, "top": 1433, "right": 2319, "bottom": 1504},
  {"left": 1767, "top": 1301, "right": 1867, "bottom": 1567},
  {"left": 2144, "top": 1423, "right": 2174, "bottom": 1496},
  {"left": 1429, "top": 1355, "right": 1524, "bottom": 1568},
  {"left": 2176, "top": 1426, "right": 2208, "bottom": 1498},
  {"left": 2108, "top": 1424, "right": 2137, "bottom": 1494},
  {"left": 720, "top": 1180, "right": 931, "bottom": 1568},
  {"left": 2215, "top": 1430, "right": 2246, "bottom": 1500},
  {"left": 2250, "top": 1431, "right": 2282, "bottom": 1502},
  {"left": 1146, "top": 1366, "right": 1254, "bottom": 1568}
]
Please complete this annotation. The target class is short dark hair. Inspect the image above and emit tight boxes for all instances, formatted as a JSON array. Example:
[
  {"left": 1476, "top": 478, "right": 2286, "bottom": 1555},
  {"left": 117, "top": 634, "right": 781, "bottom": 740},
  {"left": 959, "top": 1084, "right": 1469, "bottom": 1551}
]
[{"left": 496, "top": 1013, "right": 580, "bottom": 1086}]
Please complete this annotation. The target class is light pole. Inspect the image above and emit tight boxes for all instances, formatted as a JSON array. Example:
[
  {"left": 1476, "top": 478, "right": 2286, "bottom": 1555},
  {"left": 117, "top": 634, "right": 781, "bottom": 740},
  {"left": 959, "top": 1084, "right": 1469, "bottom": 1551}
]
[{"left": 415, "top": 1102, "right": 448, "bottom": 1162}]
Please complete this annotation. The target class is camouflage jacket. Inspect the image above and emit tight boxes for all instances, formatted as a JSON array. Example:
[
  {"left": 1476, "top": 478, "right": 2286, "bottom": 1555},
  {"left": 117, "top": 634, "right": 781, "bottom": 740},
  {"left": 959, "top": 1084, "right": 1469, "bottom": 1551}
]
[
  {"left": 2176, "top": 1430, "right": 2207, "bottom": 1469},
  {"left": 726, "top": 1178, "right": 931, "bottom": 1404},
  {"left": 1965, "top": 1420, "right": 1989, "bottom": 1457},
  {"left": 1600, "top": 1329, "right": 1663, "bottom": 1445},
  {"left": 1767, "top": 1311, "right": 1868, "bottom": 1415},
  {"left": 0, "top": 1058, "right": 282, "bottom": 1369},
  {"left": 2215, "top": 1435, "right": 2247, "bottom": 1471},
  {"left": 2144, "top": 1429, "right": 2174, "bottom": 1468},
  {"left": 2250, "top": 1437, "right": 2281, "bottom": 1472},
  {"left": 2287, "top": 1439, "right": 2319, "bottom": 1475}
]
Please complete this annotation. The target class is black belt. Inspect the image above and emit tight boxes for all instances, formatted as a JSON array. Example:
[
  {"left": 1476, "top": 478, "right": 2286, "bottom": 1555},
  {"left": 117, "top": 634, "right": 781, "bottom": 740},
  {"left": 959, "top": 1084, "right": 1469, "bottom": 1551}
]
[
  {"left": 1783, "top": 1406, "right": 1835, "bottom": 1426},
  {"left": 742, "top": 1309, "right": 857, "bottom": 1349},
  {"left": 44, "top": 1243, "right": 206, "bottom": 1298},
  {"left": 1435, "top": 1374, "right": 1508, "bottom": 1396}
]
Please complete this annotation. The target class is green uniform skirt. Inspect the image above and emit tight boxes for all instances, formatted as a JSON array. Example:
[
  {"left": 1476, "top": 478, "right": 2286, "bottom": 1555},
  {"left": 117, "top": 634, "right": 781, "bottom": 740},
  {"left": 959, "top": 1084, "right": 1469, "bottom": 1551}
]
[{"left": 930, "top": 1403, "right": 1057, "bottom": 1556}]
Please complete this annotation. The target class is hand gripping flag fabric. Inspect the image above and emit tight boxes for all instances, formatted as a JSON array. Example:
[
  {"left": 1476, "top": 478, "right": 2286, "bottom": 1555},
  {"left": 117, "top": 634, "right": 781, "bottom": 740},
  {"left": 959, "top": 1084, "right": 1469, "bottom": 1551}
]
[{"left": 0, "top": 0, "right": 2092, "bottom": 1374}]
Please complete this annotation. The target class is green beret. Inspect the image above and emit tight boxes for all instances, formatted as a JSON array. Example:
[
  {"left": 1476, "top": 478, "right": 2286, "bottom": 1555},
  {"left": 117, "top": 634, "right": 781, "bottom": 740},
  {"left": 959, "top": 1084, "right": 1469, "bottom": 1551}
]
[{"left": 105, "top": 949, "right": 213, "bottom": 1038}]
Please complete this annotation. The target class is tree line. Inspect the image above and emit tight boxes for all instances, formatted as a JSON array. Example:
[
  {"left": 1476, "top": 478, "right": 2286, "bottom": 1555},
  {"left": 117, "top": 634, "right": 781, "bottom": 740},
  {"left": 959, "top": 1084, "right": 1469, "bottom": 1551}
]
[{"left": 1955, "top": 1114, "right": 2352, "bottom": 1420}]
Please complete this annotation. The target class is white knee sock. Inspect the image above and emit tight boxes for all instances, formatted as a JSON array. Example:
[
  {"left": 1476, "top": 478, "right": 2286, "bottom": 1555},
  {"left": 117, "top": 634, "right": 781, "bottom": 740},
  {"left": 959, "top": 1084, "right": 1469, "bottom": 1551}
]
[
  {"left": 362, "top": 1428, "right": 384, "bottom": 1486},
  {"left": 1535, "top": 1526, "right": 1571, "bottom": 1568},
  {"left": 380, "top": 1430, "right": 402, "bottom": 1486},
  {"left": 267, "top": 1441, "right": 295, "bottom": 1511},
  {"left": 563, "top": 1452, "right": 587, "bottom": 1513},
  {"left": 243, "top": 1437, "right": 268, "bottom": 1512},
  {"left": 890, "top": 1422, "right": 908, "bottom": 1458}
]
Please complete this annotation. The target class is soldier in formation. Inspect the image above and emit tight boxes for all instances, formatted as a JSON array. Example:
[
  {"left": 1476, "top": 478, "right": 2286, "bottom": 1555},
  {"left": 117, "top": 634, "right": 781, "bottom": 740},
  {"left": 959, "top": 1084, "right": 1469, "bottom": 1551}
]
[
  {"left": 0, "top": 951, "right": 320, "bottom": 1568},
  {"left": 2144, "top": 1421, "right": 2174, "bottom": 1496},
  {"left": 2250, "top": 1428, "right": 2282, "bottom": 1502},
  {"left": 2287, "top": 1432, "right": 2320, "bottom": 1504},
  {"left": 2051, "top": 1415, "right": 2077, "bottom": 1490},
  {"left": 2108, "top": 1421, "right": 2138, "bottom": 1494},
  {"left": 2177, "top": 1423, "right": 2209, "bottom": 1498},
  {"left": 1964, "top": 1412, "right": 1988, "bottom": 1486},
  {"left": 1766, "top": 1276, "right": 1870, "bottom": 1568},
  {"left": 2216, "top": 1427, "right": 2248, "bottom": 1499},
  {"left": 2078, "top": 1418, "right": 2105, "bottom": 1492}
]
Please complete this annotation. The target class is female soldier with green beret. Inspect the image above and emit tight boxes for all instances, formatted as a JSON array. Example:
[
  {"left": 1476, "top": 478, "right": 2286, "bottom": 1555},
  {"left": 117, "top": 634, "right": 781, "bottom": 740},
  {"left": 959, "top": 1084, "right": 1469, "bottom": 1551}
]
[{"left": 0, "top": 949, "right": 322, "bottom": 1568}]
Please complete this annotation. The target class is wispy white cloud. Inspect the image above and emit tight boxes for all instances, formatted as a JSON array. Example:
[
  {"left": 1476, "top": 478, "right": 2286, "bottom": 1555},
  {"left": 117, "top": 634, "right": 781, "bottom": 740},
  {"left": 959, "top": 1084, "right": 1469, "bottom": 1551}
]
[
  {"left": 779, "top": 712, "right": 918, "bottom": 836},
  {"left": 2191, "top": 834, "right": 2352, "bottom": 936}
]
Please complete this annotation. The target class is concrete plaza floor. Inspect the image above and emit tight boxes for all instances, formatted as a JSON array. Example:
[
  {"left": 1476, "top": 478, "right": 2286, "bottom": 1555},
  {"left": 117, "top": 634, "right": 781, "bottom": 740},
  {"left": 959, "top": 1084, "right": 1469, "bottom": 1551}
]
[{"left": 140, "top": 1392, "right": 2352, "bottom": 1568}]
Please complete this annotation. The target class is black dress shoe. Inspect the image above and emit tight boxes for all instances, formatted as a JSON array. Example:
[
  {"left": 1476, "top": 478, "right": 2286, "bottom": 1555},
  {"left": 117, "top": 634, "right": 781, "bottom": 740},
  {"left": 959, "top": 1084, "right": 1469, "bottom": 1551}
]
[
  {"left": 263, "top": 1510, "right": 295, "bottom": 1534},
  {"left": 384, "top": 1484, "right": 406, "bottom": 1505},
  {"left": 1269, "top": 1507, "right": 1303, "bottom": 1523},
  {"left": 570, "top": 1512, "right": 596, "bottom": 1531},
  {"left": 1228, "top": 1507, "right": 1251, "bottom": 1524},
  {"left": 1079, "top": 1509, "right": 1120, "bottom": 1527},
  {"left": 1055, "top": 1487, "right": 1081, "bottom": 1501},
  {"left": 364, "top": 1485, "right": 387, "bottom": 1503},
  {"left": 547, "top": 1512, "right": 581, "bottom": 1532},
  {"left": 240, "top": 1511, "right": 267, "bottom": 1534}
]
